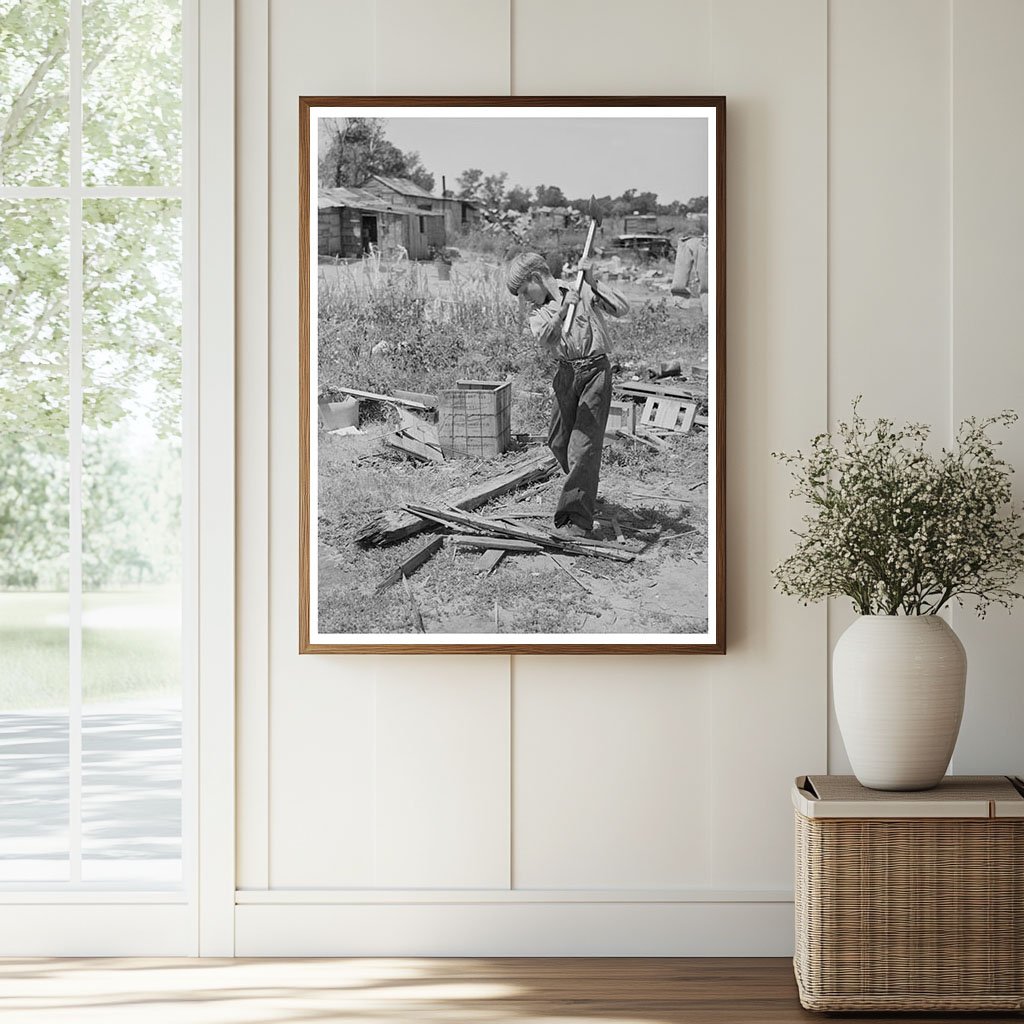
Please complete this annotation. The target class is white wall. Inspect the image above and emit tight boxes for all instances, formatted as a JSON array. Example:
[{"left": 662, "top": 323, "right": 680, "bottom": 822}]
[{"left": 233, "top": 0, "right": 1024, "bottom": 955}]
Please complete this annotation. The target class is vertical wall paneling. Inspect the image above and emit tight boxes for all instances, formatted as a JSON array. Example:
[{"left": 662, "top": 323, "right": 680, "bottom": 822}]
[
  {"left": 707, "top": 0, "right": 828, "bottom": 889},
  {"left": 236, "top": 0, "right": 270, "bottom": 892},
  {"left": 513, "top": 657, "right": 713, "bottom": 889},
  {"left": 374, "top": 659, "right": 512, "bottom": 888},
  {"left": 511, "top": 0, "right": 712, "bottom": 95},
  {"left": 828, "top": 0, "right": 951, "bottom": 425},
  {"left": 375, "top": 0, "right": 511, "bottom": 95},
  {"left": 266, "top": 0, "right": 379, "bottom": 888},
  {"left": 827, "top": 0, "right": 951, "bottom": 772},
  {"left": 510, "top": 0, "right": 720, "bottom": 899},
  {"left": 369, "top": 0, "right": 516, "bottom": 894},
  {"left": 270, "top": 667, "right": 379, "bottom": 886},
  {"left": 950, "top": 0, "right": 1024, "bottom": 777}
]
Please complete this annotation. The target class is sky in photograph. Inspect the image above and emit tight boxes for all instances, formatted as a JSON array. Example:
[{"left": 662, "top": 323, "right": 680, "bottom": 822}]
[{"left": 372, "top": 116, "right": 709, "bottom": 204}]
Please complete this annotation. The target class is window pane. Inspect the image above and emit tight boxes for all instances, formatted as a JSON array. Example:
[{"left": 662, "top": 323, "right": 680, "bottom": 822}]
[
  {"left": 81, "top": 198, "right": 181, "bottom": 883},
  {"left": 0, "top": 199, "right": 70, "bottom": 880},
  {"left": 82, "top": 0, "right": 181, "bottom": 186},
  {"left": 0, "top": 0, "right": 69, "bottom": 186}
]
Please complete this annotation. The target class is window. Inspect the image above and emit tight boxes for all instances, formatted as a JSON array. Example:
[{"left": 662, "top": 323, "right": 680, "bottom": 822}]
[
  {"left": 419, "top": 214, "right": 425, "bottom": 233},
  {"left": 0, "top": 0, "right": 191, "bottom": 889}
]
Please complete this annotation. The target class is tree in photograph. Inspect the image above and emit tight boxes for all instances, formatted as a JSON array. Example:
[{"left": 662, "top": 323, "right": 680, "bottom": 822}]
[
  {"left": 505, "top": 185, "right": 533, "bottom": 213},
  {"left": 318, "top": 117, "right": 435, "bottom": 192},
  {"left": 480, "top": 171, "right": 508, "bottom": 208},
  {"left": 455, "top": 167, "right": 484, "bottom": 199},
  {"left": 612, "top": 188, "right": 660, "bottom": 215},
  {"left": 534, "top": 183, "right": 567, "bottom": 208}
]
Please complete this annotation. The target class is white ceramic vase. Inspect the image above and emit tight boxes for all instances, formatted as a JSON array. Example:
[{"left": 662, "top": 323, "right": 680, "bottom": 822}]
[{"left": 833, "top": 615, "right": 967, "bottom": 791}]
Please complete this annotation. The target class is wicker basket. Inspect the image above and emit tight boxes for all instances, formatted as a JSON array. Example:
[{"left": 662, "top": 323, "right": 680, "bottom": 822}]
[
  {"left": 793, "top": 775, "right": 1024, "bottom": 1012},
  {"left": 438, "top": 380, "right": 512, "bottom": 459}
]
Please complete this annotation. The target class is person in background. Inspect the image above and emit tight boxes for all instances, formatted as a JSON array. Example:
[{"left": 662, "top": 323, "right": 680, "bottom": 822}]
[{"left": 506, "top": 251, "right": 630, "bottom": 538}]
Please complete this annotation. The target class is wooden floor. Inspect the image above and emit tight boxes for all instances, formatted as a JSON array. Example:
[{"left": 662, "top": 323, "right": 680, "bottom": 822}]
[{"left": 0, "top": 957, "right": 1019, "bottom": 1023}]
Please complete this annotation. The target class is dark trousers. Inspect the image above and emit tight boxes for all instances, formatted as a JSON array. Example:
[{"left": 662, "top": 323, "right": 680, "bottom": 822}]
[{"left": 548, "top": 354, "right": 612, "bottom": 529}]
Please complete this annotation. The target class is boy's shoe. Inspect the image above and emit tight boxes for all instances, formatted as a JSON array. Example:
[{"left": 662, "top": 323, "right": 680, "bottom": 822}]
[{"left": 555, "top": 521, "right": 593, "bottom": 539}]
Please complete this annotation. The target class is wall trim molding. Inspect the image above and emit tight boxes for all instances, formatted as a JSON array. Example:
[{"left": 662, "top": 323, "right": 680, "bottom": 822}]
[
  {"left": 235, "top": 900, "right": 794, "bottom": 956},
  {"left": 236, "top": 887, "right": 792, "bottom": 905}
]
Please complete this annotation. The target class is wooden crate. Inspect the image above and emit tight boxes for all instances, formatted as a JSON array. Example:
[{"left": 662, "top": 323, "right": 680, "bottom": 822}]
[
  {"left": 793, "top": 775, "right": 1024, "bottom": 1012},
  {"left": 606, "top": 399, "right": 636, "bottom": 435},
  {"left": 438, "top": 380, "right": 512, "bottom": 459}
]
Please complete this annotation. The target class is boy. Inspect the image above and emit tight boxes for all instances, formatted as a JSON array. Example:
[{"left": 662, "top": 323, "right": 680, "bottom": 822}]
[{"left": 506, "top": 251, "right": 630, "bottom": 537}]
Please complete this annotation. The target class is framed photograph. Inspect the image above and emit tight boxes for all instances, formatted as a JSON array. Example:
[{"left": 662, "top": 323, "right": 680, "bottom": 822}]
[{"left": 300, "top": 96, "right": 725, "bottom": 654}]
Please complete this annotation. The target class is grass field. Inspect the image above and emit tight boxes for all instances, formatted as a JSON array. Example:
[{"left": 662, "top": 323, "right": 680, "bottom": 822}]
[
  {"left": 0, "top": 589, "right": 180, "bottom": 710},
  {"left": 316, "top": 247, "right": 711, "bottom": 636}
]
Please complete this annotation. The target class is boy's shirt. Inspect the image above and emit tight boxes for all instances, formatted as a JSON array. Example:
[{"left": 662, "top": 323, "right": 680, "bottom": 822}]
[{"left": 528, "top": 279, "right": 629, "bottom": 361}]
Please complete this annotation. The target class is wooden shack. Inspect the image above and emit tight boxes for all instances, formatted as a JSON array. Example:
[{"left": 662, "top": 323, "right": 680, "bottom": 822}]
[
  {"left": 366, "top": 175, "right": 480, "bottom": 237},
  {"left": 318, "top": 186, "right": 445, "bottom": 260}
]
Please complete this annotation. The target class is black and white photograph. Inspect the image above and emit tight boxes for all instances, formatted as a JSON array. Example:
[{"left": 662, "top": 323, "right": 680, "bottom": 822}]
[{"left": 300, "top": 98, "right": 724, "bottom": 652}]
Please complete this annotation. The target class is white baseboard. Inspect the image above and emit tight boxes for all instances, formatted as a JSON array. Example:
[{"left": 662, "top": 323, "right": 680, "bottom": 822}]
[{"left": 235, "top": 898, "right": 795, "bottom": 957}]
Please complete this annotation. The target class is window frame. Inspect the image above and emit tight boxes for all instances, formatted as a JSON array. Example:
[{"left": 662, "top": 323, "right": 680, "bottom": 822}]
[{"left": 0, "top": 0, "right": 235, "bottom": 956}]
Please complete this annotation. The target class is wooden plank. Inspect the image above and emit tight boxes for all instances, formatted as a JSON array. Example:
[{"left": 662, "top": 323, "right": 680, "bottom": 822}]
[
  {"left": 616, "top": 428, "right": 666, "bottom": 452},
  {"left": 615, "top": 381, "right": 703, "bottom": 401},
  {"left": 339, "top": 386, "right": 431, "bottom": 411},
  {"left": 450, "top": 534, "right": 543, "bottom": 553},
  {"left": 357, "top": 452, "right": 558, "bottom": 546},
  {"left": 396, "top": 417, "right": 441, "bottom": 448},
  {"left": 545, "top": 552, "right": 592, "bottom": 593},
  {"left": 375, "top": 536, "right": 445, "bottom": 593},
  {"left": 404, "top": 504, "right": 636, "bottom": 562},
  {"left": 394, "top": 388, "right": 438, "bottom": 409},
  {"left": 475, "top": 548, "right": 506, "bottom": 575},
  {"left": 385, "top": 432, "right": 443, "bottom": 463}
]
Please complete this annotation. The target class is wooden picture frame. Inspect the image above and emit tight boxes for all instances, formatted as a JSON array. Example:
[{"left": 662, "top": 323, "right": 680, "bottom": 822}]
[{"left": 300, "top": 96, "right": 725, "bottom": 654}]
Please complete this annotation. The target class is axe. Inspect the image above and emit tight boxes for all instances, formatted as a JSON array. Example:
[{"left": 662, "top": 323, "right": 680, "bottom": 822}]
[{"left": 562, "top": 196, "right": 603, "bottom": 337}]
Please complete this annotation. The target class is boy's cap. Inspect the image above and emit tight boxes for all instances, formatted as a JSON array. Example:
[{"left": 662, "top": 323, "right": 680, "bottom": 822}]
[{"left": 506, "top": 252, "right": 550, "bottom": 295}]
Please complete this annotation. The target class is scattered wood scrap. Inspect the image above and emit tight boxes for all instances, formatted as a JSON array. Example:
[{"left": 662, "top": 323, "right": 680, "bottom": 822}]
[
  {"left": 545, "top": 552, "right": 592, "bottom": 593},
  {"left": 375, "top": 536, "right": 445, "bottom": 593},
  {"left": 357, "top": 450, "right": 558, "bottom": 547},
  {"left": 403, "top": 503, "right": 636, "bottom": 562},
  {"left": 394, "top": 389, "right": 438, "bottom": 410},
  {"left": 339, "top": 387, "right": 432, "bottom": 411},
  {"left": 616, "top": 428, "right": 667, "bottom": 452},
  {"left": 386, "top": 415, "right": 443, "bottom": 462},
  {"left": 639, "top": 396, "right": 697, "bottom": 433},
  {"left": 606, "top": 400, "right": 636, "bottom": 435},
  {"left": 475, "top": 548, "right": 505, "bottom": 575},
  {"left": 615, "top": 380, "right": 703, "bottom": 402},
  {"left": 450, "top": 534, "right": 543, "bottom": 553}
]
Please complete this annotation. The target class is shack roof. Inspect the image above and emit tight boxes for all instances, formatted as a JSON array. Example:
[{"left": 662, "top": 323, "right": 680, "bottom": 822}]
[
  {"left": 318, "top": 186, "right": 442, "bottom": 218},
  {"left": 371, "top": 175, "right": 479, "bottom": 207},
  {"left": 370, "top": 175, "right": 439, "bottom": 201}
]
